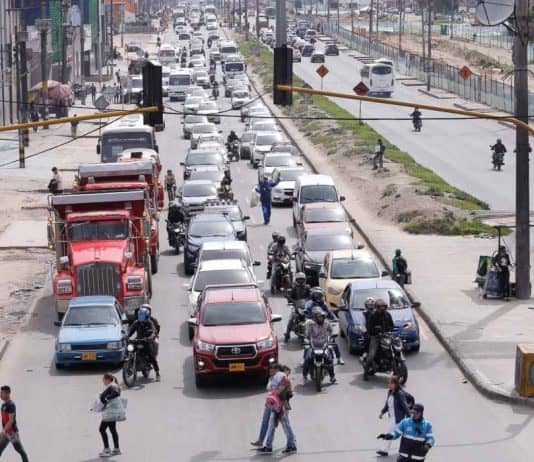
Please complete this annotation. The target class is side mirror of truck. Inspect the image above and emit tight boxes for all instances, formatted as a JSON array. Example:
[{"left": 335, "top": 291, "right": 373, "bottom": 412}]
[
  {"left": 47, "top": 222, "right": 56, "bottom": 251},
  {"left": 339, "top": 195, "right": 346, "bottom": 202},
  {"left": 381, "top": 270, "right": 389, "bottom": 277},
  {"left": 154, "top": 145, "right": 159, "bottom": 153},
  {"left": 187, "top": 317, "right": 198, "bottom": 327},
  {"left": 270, "top": 314, "right": 283, "bottom": 323},
  {"left": 96, "top": 144, "right": 101, "bottom": 154},
  {"left": 53, "top": 321, "right": 62, "bottom": 327}
]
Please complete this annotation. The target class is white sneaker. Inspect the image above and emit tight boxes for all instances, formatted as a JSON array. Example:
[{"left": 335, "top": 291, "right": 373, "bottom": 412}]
[
  {"left": 99, "top": 449, "right": 111, "bottom": 458},
  {"left": 337, "top": 357, "right": 345, "bottom": 365},
  {"left": 111, "top": 448, "right": 122, "bottom": 455}
]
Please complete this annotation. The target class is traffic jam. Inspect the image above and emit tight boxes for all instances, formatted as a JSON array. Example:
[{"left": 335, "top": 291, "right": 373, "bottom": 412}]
[{"left": 45, "top": 2, "right": 427, "bottom": 458}]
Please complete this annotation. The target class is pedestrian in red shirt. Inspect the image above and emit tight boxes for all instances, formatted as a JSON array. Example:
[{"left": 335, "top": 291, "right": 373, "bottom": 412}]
[{"left": 0, "top": 385, "right": 29, "bottom": 461}]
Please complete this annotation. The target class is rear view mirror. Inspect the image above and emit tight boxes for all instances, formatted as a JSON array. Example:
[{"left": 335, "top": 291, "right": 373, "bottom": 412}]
[
  {"left": 339, "top": 195, "right": 346, "bottom": 202},
  {"left": 270, "top": 314, "right": 283, "bottom": 323},
  {"left": 381, "top": 270, "right": 389, "bottom": 277},
  {"left": 187, "top": 318, "right": 198, "bottom": 326},
  {"left": 53, "top": 321, "right": 62, "bottom": 327},
  {"left": 319, "top": 271, "right": 326, "bottom": 279},
  {"left": 412, "top": 301, "right": 421, "bottom": 309},
  {"left": 96, "top": 144, "right": 101, "bottom": 154},
  {"left": 154, "top": 145, "right": 159, "bottom": 153},
  {"left": 180, "top": 161, "right": 185, "bottom": 166},
  {"left": 253, "top": 260, "right": 261, "bottom": 266},
  {"left": 243, "top": 215, "right": 250, "bottom": 220}
]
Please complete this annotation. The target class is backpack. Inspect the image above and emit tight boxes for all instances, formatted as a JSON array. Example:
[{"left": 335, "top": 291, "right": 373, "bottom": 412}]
[{"left": 402, "top": 389, "right": 415, "bottom": 409}]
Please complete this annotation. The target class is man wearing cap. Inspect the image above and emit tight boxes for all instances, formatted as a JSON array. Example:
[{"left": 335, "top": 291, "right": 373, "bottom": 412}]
[{"left": 377, "top": 403, "right": 435, "bottom": 461}]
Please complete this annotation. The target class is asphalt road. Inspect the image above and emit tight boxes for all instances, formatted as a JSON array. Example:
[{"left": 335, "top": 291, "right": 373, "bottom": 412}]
[
  {"left": 0, "top": 28, "right": 533, "bottom": 462},
  {"left": 292, "top": 46, "right": 524, "bottom": 211}
]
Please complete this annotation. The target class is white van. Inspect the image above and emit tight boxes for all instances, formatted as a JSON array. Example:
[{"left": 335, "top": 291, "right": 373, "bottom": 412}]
[
  {"left": 168, "top": 69, "right": 193, "bottom": 101},
  {"left": 292, "top": 174, "right": 345, "bottom": 227},
  {"left": 219, "top": 40, "right": 239, "bottom": 62},
  {"left": 158, "top": 44, "right": 178, "bottom": 65},
  {"left": 360, "top": 62, "right": 395, "bottom": 97}
]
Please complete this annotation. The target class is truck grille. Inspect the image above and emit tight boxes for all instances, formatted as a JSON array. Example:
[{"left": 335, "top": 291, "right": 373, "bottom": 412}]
[
  {"left": 77, "top": 263, "right": 120, "bottom": 297},
  {"left": 216, "top": 344, "right": 257, "bottom": 359},
  {"left": 213, "top": 358, "right": 260, "bottom": 367}
]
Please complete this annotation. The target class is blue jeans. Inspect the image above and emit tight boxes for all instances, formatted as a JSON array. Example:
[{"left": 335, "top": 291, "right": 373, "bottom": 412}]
[
  {"left": 257, "top": 405, "right": 271, "bottom": 443},
  {"left": 261, "top": 200, "right": 271, "bottom": 224},
  {"left": 265, "top": 410, "right": 296, "bottom": 449}
]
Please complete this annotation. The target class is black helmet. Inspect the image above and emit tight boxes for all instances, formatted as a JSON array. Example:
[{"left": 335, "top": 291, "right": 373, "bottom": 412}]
[
  {"left": 375, "top": 298, "right": 388, "bottom": 310},
  {"left": 311, "top": 287, "right": 325, "bottom": 304},
  {"left": 277, "top": 235, "right": 286, "bottom": 245},
  {"left": 272, "top": 231, "right": 279, "bottom": 241}
]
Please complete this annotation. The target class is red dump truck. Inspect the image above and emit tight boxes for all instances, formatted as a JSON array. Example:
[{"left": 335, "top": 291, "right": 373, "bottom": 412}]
[
  {"left": 76, "top": 160, "right": 161, "bottom": 273},
  {"left": 48, "top": 190, "right": 152, "bottom": 320}
]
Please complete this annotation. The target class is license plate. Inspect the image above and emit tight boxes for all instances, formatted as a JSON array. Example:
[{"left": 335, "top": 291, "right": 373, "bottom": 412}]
[
  {"left": 82, "top": 352, "right": 97, "bottom": 361},
  {"left": 229, "top": 363, "right": 245, "bottom": 372}
]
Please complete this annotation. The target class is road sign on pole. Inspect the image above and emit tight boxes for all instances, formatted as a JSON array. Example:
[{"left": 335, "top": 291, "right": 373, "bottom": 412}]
[
  {"left": 353, "top": 82, "right": 369, "bottom": 125},
  {"left": 316, "top": 64, "right": 329, "bottom": 90},
  {"left": 459, "top": 65, "right": 473, "bottom": 80}
]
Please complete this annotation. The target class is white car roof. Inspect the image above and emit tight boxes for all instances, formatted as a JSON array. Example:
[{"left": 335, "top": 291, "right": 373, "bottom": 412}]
[
  {"left": 184, "top": 179, "right": 216, "bottom": 186},
  {"left": 200, "top": 240, "right": 249, "bottom": 251},
  {"left": 198, "top": 258, "right": 246, "bottom": 271},
  {"left": 298, "top": 174, "right": 335, "bottom": 186}
]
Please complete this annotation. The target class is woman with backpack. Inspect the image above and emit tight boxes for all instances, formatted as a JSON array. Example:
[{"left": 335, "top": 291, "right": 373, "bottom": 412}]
[
  {"left": 376, "top": 375, "right": 412, "bottom": 457},
  {"left": 96, "top": 373, "right": 124, "bottom": 457}
]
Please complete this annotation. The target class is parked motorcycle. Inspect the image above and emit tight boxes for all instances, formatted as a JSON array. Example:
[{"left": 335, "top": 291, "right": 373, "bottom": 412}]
[
  {"left": 271, "top": 254, "right": 292, "bottom": 295},
  {"left": 122, "top": 339, "right": 154, "bottom": 387},
  {"left": 491, "top": 147, "right": 504, "bottom": 171},
  {"left": 360, "top": 330, "right": 408, "bottom": 384},
  {"left": 413, "top": 118, "right": 422, "bottom": 132},
  {"left": 286, "top": 299, "right": 307, "bottom": 341},
  {"left": 304, "top": 321, "right": 339, "bottom": 392}
]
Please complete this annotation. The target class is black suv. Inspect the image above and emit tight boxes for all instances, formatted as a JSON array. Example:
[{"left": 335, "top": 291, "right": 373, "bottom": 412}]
[
  {"left": 325, "top": 43, "right": 340, "bottom": 56},
  {"left": 203, "top": 200, "right": 250, "bottom": 241}
]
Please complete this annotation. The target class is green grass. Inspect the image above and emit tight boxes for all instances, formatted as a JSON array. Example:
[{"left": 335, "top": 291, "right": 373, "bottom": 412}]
[
  {"left": 404, "top": 218, "right": 506, "bottom": 236},
  {"left": 383, "top": 184, "right": 398, "bottom": 198}
]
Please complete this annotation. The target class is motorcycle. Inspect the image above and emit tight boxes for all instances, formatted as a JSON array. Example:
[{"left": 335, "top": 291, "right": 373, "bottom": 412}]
[
  {"left": 412, "top": 118, "right": 422, "bottom": 132},
  {"left": 304, "top": 320, "right": 339, "bottom": 392},
  {"left": 360, "top": 329, "right": 408, "bottom": 384},
  {"left": 166, "top": 184, "right": 177, "bottom": 202},
  {"left": 219, "top": 183, "right": 234, "bottom": 200},
  {"left": 167, "top": 220, "right": 186, "bottom": 254},
  {"left": 122, "top": 339, "right": 155, "bottom": 387},
  {"left": 271, "top": 254, "right": 292, "bottom": 295},
  {"left": 226, "top": 139, "right": 240, "bottom": 161},
  {"left": 286, "top": 298, "right": 307, "bottom": 341},
  {"left": 491, "top": 147, "right": 504, "bottom": 171}
]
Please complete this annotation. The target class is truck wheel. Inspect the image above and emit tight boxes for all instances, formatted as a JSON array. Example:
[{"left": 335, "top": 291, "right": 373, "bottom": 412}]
[
  {"left": 146, "top": 261, "right": 153, "bottom": 299},
  {"left": 151, "top": 251, "right": 159, "bottom": 275},
  {"left": 195, "top": 373, "right": 208, "bottom": 388},
  {"left": 55, "top": 362, "right": 65, "bottom": 370}
]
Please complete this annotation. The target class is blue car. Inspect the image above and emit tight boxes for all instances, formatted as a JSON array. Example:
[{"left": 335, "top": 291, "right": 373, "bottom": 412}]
[
  {"left": 337, "top": 280, "right": 420, "bottom": 354},
  {"left": 55, "top": 296, "right": 127, "bottom": 369}
]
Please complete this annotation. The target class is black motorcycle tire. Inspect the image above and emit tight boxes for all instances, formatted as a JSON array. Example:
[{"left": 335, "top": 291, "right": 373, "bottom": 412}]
[
  {"left": 142, "top": 368, "right": 150, "bottom": 379},
  {"left": 314, "top": 365, "right": 323, "bottom": 392},
  {"left": 395, "top": 360, "right": 408, "bottom": 385},
  {"left": 122, "top": 355, "right": 137, "bottom": 388},
  {"left": 270, "top": 276, "right": 277, "bottom": 296}
]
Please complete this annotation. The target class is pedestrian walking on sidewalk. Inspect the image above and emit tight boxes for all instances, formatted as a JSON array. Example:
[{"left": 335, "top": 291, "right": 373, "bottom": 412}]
[
  {"left": 48, "top": 167, "right": 63, "bottom": 194},
  {"left": 94, "top": 373, "right": 123, "bottom": 458},
  {"left": 0, "top": 385, "right": 29, "bottom": 462},
  {"left": 377, "top": 403, "right": 435, "bottom": 461},
  {"left": 492, "top": 245, "right": 511, "bottom": 300},
  {"left": 376, "top": 376, "right": 411, "bottom": 457},
  {"left": 373, "top": 139, "right": 385, "bottom": 170},
  {"left": 392, "top": 249, "right": 408, "bottom": 288},
  {"left": 115, "top": 70, "right": 120, "bottom": 84},
  {"left": 70, "top": 115, "right": 79, "bottom": 139},
  {"left": 30, "top": 105, "right": 39, "bottom": 132},
  {"left": 90, "top": 84, "right": 96, "bottom": 103}
]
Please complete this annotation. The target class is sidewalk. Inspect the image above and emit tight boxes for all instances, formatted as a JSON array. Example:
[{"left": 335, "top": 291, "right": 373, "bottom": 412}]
[{"left": 244, "top": 63, "right": 534, "bottom": 406}]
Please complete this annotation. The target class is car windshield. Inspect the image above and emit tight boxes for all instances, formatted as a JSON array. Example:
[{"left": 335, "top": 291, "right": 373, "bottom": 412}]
[
  {"left": 350, "top": 288, "right": 410, "bottom": 310},
  {"left": 242, "top": 132, "right": 254, "bottom": 142},
  {"left": 194, "top": 269, "right": 251, "bottom": 292},
  {"left": 272, "top": 145, "right": 298, "bottom": 155},
  {"left": 265, "top": 155, "right": 295, "bottom": 168},
  {"left": 225, "top": 62, "right": 244, "bottom": 72},
  {"left": 101, "top": 132, "right": 153, "bottom": 162},
  {"left": 278, "top": 169, "right": 304, "bottom": 181},
  {"left": 183, "top": 183, "right": 217, "bottom": 197},
  {"left": 186, "top": 153, "right": 223, "bottom": 165},
  {"left": 202, "top": 301, "right": 265, "bottom": 326},
  {"left": 233, "top": 91, "right": 249, "bottom": 98},
  {"left": 186, "top": 97, "right": 203, "bottom": 105},
  {"left": 201, "top": 248, "right": 249, "bottom": 262},
  {"left": 199, "top": 102, "right": 218, "bottom": 111},
  {"left": 189, "top": 220, "right": 234, "bottom": 238},
  {"left": 305, "top": 234, "right": 353, "bottom": 251},
  {"left": 300, "top": 185, "right": 338, "bottom": 204},
  {"left": 169, "top": 75, "right": 191, "bottom": 85},
  {"left": 221, "top": 46, "right": 238, "bottom": 54},
  {"left": 190, "top": 170, "right": 222, "bottom": 182},
  {"left": 185, "top": 115, "right": 208, "bottom": 124},
  {"left": 304, "top": 207, "right": 346, "bottom": 223},
  {"left": 372, "top": 65, "right": 393, "bottom": 75},
  {"left": 331, "top": 258, "right": 379, "bottom": 279},
  {"left": 68, "top": 220, "right": 128, "bottom": 242},
  {"left": 63, "top": 305, "right": 119, "bottom": 326},
  {"left": 256, "top": 133, "right": 283, "bottom": 145},
  {"left": 159, "top": 49, "right": 175, "bottom": 57},
  {"left": 195, "top": 71, "right": 209, "bottom": 78},
  {"left": 192, "top": 124, "right": 216, "bottom": 134},
  {"left": 254, "top": 123, "right": 278, "bottom": 132}
]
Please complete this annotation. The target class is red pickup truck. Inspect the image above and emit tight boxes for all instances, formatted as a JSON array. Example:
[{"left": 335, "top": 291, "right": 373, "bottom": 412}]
[{"left": 188, "top": 284, "right": 282, "bottom": 387}]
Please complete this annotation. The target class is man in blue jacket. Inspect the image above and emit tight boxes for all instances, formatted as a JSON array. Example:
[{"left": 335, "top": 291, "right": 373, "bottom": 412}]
[
  {"left": 256, "top": 176, "right": 278, "bottom": 225},
  {"left": 377, "top": 403, "right": 435, "bottom": 461}
]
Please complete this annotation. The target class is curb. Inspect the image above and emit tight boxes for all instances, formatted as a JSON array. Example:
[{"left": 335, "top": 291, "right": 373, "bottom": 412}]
[
  {"left": 0, "top": 339, "right": 10, "bottom": 362},
  {"left": 418, "top": 89, "right": 457, "bottom": 99},
  {"left": 238, "top": 34, "right": 534, "bottom": 407}
]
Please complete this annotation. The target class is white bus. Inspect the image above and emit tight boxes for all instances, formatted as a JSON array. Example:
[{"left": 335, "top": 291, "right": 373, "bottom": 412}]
[
  {"left": 168, "top": 69, "right": 193, "bottom": 101},
  {"left": 158, "top": 44, "right": 178, "bottom": 65},
  {"left": 360, "top": 62, "right": 395, "bottom": 97},
  {"left": 97, "top": 115, "right": 158, "bottom": 163}
]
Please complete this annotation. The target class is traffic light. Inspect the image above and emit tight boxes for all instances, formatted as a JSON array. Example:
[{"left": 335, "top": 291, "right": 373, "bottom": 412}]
[
  {"left": 142, "top": 61, "right": 164, "bottom": 131},
  {"left": 273, "top": 45, "right": 293, "bottom": 106}
]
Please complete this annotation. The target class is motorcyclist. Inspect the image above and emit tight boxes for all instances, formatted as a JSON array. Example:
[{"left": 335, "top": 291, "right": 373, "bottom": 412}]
[
  {"left": 362, "top": 297, "right": 376, "bottom": 351},
  {"left": 410, "top": 107, "right": 422, "bottom": 122},
  {"left": 378, "top": 403, "right": 435, "bottom": 461},
  {"left": 304, "top": 288, "right": 344, "bottom": 365},
  {"left": 227, "top": 130, "right": 239, "bottom": 145},
  {"left": 166, "top": 200, "right": 185, "bottom": 245},
  {"left": 212, "top": 80, "right": 219, "bottom": 99},
  {"left": 270, "top": 235, "right": 291, "bottom": 281},
  {"left": 127, "top": 306, "right": 161, "bottom": 381},
  {"left": 303, "top": 307, "right": 336, "bottom": 384},
  {"left": 284, "top": 272, "right": 311, "bottom": 342},
  {"left": 266, "top": 232, "right": 280, "bottom": 279},
  {"left": 364, "top": 298, "right": 394, "bottom": 370},
  {"left": 491, "top": 138, "right": 507, "bottom": 169},
  {"left": 164, "top": 169, "right": 177, "bottom": 201},
  {"left": 221, "top": 169, "right": 232, "bottom": 188}
]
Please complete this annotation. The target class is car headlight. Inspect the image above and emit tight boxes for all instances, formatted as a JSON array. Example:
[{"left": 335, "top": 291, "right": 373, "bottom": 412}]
[
  {"left": 127, "top": 275, "right": 143, "bottom": 291},
  {"left": 57, "top": 343, "right": 71, "bottom": 352},
  {"left": 56, "top": 279, "right": 73, "bottom": 294},
  {"left": 351, "top": 325, "right": 364, "bottom": 334},
  {"left": 402, "top": 322, "right": 414, "bottom": 331},
  {"left": 127, "top": 344, "right": 135, "bottom": 352},
  {"left": 257, "top": 336, "right": 274, "bottom": 350},
  {"left": 196, "top": 339, "right": 215, "bottom": 352},
  {"left": 107, "top": 341, "right": 122, "bottom": 350},
  {"left": 327, "top": 287, "right": 342, "bottom": 296}
]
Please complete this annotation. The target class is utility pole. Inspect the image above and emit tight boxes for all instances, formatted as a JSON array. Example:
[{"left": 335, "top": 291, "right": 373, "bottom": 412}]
[
  {"left": 514, "top": 0, "right": 531, "bottom": 299},
  {"left": 255, "top": 0, "right": 259, "bottom": 38},
  {"left": 336, "top": 0, "right": 340, "bottom": 33},
  {"left": 368, "top": 0, "right": 373, "bottom": 54},
  {"left": 449, "top": 0, "right": 454, "bottom": 38},
  {"left": 421, "top": 1, "right": 425, "bottom": 68},
  {"left": 97, "top": 0, "right": 102, "bottom": 89},
  {"left": 14, "top": 4, "right": 29, "bottom": 167},
  {"left": 376, "top": 0, "right": 379, "bottom": 42},
  {"left": 37, "top": 1, "right": 50, "bottom": 129},
  {"left": 245, "top": 0, "right": 249, "bottom": 40},
  {"left": 238, "top": 0, "right": 242, "bottom": 29},
  {"left": 426, "top": 0, "right": 432, "bottom": 91},
  {"left": 79, "top": 1, "right": 84, "bottom": 85},
  {"left": 398, "top": 0, "right": 403, "bottom": 51},
  {"left": 61, "top": 0, "right": 70, "bottom": 84},
  {"left": 327, "top": 0, "right": 330, "bottom": 29},
  {"left": 350, "top": 0, "right": 354, "bottom": 48},
  {"left": 110, "top": 0, "right": 114, "bottom": 74}
]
